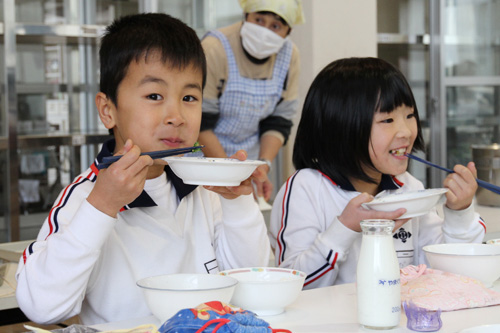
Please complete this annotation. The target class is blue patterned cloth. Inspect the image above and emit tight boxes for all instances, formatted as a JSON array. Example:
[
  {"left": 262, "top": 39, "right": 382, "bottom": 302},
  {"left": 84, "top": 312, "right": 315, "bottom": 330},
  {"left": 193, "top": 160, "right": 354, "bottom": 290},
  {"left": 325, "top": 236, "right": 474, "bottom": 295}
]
[
  {"left": 206, "top": 30, "right": 292, "bottom": 159},
  {"left": 158, "top": 301, "right": 290, "bottom": 333}
]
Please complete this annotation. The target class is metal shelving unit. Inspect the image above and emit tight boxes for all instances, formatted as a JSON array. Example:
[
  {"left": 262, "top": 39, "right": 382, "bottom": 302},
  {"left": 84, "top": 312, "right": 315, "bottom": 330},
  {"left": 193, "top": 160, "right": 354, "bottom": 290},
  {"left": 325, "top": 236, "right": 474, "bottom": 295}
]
[
  {"left": 377, "top": 0, "right": 500, "bottom": 189},
  {"left": 0, "top": 1, "right": 113, "bottom": 242},
  {"left": 0, "top": 0, "right": 244, "bottom": 242}
]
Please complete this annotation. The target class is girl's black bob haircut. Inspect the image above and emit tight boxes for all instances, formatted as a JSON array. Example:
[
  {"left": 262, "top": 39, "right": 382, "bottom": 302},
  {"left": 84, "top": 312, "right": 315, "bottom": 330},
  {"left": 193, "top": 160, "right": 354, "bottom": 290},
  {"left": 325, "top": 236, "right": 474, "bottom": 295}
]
[
  {"left": 293, "top": 57, "right": 425, "bottom": 185},
  {"left": 99, "top": 13, "right": 207, "bottom": 107}
]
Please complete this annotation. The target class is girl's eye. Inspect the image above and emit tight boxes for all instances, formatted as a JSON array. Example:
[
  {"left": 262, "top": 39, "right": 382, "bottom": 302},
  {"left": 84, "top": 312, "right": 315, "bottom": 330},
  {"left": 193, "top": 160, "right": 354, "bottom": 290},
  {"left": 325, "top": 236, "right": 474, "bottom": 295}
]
[
  {"left": 381, "top": 118, "right": 393, "bottom": 123},
  {"left": 147, "top": 94, "right": 163, "bottom": 101},
  {"left": 407, "top": 113, "right": 416, "bottom": 119},
  {"left": 183, "top": 95, "right": 198, "bottom": 102}
]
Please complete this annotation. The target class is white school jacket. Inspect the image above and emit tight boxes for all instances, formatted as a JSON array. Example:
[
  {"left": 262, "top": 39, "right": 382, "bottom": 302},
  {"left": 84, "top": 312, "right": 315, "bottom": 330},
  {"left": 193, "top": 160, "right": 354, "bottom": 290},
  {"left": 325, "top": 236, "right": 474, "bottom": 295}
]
[
  {"left": 269, "top": 168, "right": 486, "bottom": 290},
  {"left": 15, "top": 140, "right": 271, "bottom": 325}
]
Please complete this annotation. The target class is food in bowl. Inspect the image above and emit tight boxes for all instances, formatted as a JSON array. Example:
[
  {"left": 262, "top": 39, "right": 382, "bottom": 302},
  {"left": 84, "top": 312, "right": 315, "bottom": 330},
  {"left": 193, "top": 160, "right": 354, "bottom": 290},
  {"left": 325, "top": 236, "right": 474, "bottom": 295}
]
[
  {"left": 423, "top": 243, "right": 500, "bottom": 287},
  {"left": 136, "top": 273, "right": 238, "bottom": 323},
  {"left": 362, "top": 188, "right": 448, "bottom": 219},
  {"left": 163, "top": 157, "right": 265, "bottom": 186},
  {"left": 219, "top": 267, "right": 306, "bottom": 316}
]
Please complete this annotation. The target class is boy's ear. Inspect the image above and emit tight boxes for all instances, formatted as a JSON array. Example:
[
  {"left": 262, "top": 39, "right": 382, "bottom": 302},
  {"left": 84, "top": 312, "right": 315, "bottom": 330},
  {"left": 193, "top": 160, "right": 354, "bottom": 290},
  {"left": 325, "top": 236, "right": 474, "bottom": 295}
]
[{"left": 96, "top": 92, "right": 116, "bottom": 130}]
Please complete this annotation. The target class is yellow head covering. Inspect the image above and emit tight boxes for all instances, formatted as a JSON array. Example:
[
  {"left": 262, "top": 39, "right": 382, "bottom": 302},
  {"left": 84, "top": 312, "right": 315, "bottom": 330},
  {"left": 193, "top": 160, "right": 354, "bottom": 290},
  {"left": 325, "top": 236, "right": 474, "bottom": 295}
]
[{"left": 238, "top": 0, "right": 305, "bottom": 26}]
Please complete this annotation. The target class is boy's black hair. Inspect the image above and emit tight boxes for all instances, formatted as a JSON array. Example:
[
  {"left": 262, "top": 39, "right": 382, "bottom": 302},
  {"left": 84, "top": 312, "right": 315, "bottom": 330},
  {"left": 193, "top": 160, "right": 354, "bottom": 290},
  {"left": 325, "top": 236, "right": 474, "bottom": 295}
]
[
  {"left": 293, "top": 57, "right": 425, "bottom": 185},
  {"left": 99, "top": 13, "right": 207, "bottom": 107}
]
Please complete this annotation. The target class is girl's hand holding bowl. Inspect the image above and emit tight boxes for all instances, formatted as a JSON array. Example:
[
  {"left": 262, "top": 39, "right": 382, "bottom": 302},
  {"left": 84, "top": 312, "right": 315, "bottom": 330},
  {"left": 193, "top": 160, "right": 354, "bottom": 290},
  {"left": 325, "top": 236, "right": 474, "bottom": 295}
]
[{"left": 339, "top": 192, "right": 408, "bottom": 232}]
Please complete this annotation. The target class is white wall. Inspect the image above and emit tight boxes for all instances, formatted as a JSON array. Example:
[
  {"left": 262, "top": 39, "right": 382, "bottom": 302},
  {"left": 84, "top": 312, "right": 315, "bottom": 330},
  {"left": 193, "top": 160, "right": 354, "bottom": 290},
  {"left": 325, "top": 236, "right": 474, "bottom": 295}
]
[{"left": 281, "top": 0, "right": 378, "bottom": 179}]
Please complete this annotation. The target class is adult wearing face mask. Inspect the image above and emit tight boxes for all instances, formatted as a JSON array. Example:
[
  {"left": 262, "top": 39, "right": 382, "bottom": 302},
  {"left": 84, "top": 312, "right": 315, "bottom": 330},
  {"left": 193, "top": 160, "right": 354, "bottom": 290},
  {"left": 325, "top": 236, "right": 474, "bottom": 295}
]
[{"left": 198, "top": 0, "right": 304, "bottom": 202}]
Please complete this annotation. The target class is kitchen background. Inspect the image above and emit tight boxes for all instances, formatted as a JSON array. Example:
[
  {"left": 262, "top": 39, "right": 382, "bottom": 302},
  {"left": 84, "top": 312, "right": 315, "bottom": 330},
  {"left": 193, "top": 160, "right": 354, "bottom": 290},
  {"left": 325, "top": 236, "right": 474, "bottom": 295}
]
[{"left": 0, "top": 0, "right": 499, "bottom": 243}]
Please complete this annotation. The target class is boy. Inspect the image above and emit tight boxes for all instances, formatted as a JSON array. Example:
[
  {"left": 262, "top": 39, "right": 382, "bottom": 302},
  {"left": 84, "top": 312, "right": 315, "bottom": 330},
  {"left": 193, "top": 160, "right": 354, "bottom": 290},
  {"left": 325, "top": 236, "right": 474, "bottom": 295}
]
[{"left": 15, "top": 13, "right": 271, "bottom": 325}]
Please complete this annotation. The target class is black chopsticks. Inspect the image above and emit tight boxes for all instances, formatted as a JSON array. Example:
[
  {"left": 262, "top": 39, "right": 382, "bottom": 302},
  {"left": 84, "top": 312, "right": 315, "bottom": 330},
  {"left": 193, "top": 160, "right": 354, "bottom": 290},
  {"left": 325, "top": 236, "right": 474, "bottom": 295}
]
[
  {"left": 406, "top": 153, "right": 500, "bottom": 195},
  {"left": 97, "top": 145, "right": 204, "bottom": 170}
]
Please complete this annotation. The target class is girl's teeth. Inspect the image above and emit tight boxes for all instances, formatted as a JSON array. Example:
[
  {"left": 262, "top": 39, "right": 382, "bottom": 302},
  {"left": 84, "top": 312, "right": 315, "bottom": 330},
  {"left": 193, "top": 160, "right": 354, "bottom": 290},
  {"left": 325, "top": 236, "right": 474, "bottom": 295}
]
[{"left": 390, "top": 148, "right": 406, "bottom": 156}]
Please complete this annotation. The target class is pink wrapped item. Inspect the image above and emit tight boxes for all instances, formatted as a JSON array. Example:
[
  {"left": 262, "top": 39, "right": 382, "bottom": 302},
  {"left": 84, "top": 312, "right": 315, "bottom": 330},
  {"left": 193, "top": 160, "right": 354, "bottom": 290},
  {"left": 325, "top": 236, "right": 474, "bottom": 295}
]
[{"left": 400, "top": 264, "right": 500, "bottom": 311}]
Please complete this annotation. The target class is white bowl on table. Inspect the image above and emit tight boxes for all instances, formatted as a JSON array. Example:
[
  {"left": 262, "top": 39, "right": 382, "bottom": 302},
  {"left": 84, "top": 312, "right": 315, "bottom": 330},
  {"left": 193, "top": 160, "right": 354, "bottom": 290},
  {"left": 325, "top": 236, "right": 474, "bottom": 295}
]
[
  {"left": 423, "top": 243, "right": 500, "bottom": 287},
  {"left": 460, "top": 324, "right": 500, "bottom": 333},
  {"left": 136, "top": 273, "right": 238, "bottom": 323},
  {"left": 362, "top": 188, "right": 448, "bottom": 219},
  {"left": 163, "top": 157, "right": 265, "bottom": 186},
  {"left": 486, "top": 238, "right": 500, "bottom": 245},
  {"left": 219, "top": 267, "right": 306, "bottom": 316}
]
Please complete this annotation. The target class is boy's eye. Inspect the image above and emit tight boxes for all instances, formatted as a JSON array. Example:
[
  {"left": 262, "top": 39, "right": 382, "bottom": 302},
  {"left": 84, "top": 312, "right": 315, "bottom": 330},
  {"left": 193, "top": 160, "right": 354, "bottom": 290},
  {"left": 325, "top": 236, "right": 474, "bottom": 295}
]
[{"left": 147, "top": 94, "right": 163, "bottom": 101}]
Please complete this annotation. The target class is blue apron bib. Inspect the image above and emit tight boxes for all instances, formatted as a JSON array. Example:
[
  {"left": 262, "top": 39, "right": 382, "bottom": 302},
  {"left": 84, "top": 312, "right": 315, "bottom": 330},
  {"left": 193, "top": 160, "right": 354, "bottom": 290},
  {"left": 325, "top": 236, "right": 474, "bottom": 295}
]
[{"left": 206, "top": 29, "right": 292, "bottom": 159}]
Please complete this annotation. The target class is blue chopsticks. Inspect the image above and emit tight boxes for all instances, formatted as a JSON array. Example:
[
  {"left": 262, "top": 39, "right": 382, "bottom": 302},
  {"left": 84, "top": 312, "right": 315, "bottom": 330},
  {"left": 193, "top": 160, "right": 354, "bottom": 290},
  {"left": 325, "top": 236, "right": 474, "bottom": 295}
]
[
  {"left": 97, "top": 145, "right": 204, "bottom": 170},
  {"left": 405, "top": 153, "right": 500, "bottom": 195}
]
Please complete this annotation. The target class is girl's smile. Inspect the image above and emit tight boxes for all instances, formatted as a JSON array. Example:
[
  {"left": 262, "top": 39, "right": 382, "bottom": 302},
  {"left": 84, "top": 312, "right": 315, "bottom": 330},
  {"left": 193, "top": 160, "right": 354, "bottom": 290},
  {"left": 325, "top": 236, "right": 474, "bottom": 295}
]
[
  {"left": 389, "top": 147, "right": 408, "bottom": 157},
  {"left": 368, "top": 105, "right": 418, "bottom": 179}
]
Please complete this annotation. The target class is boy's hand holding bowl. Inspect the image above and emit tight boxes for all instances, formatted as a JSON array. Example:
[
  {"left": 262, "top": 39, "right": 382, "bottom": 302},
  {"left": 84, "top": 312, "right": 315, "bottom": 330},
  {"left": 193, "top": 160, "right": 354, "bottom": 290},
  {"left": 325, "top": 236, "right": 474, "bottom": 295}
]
[
  {"left": 164, "top": 149, "right": 266, "bottom": 200},
  {"left": 204, "top": 150, "right": 265, "bottom": 200}
]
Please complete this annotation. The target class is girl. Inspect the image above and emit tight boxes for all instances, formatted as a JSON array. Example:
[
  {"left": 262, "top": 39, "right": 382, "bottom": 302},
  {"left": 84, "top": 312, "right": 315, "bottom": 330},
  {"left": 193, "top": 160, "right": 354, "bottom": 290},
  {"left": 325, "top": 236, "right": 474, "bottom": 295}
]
[{"left": 269, "top": 57, "right": 486, "bottom": 289}]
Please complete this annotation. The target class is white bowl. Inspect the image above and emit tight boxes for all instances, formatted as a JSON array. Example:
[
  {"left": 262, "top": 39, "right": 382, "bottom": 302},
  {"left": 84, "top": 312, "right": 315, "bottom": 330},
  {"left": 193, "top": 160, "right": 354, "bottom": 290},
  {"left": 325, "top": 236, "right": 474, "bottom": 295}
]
[
  {"left": 219, "top": 267, "right": 306, "bottom": 316},
  {"left": 164, "top": 157, "right": 265, "bottom": 186},
  {"left": 362, "top": 188, "right": 448, "bottom": 219},
  {"left": 423, "top": 243, "right": 500, "bottom": 287},
  {"left": 460, "top": 324, "right": 500, "bottom": 333},
  {"left": 486, "top": 238, "right": 500, "bottom": 245},
  {"left": 137, "top": 273, "right": 238, "bottom": 323}
]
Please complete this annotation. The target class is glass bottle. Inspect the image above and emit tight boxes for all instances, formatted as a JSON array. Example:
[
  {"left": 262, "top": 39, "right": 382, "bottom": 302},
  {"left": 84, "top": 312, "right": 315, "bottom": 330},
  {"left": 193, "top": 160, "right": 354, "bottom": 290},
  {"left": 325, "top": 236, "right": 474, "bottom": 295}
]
[{"left": 357, "top": 219, "right": 401, "bottom": 329}]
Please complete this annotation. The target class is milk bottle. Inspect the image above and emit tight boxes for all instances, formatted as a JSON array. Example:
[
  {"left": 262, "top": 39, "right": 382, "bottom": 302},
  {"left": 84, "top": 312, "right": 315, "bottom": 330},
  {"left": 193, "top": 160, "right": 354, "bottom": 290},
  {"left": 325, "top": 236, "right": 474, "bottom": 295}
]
[{"left": 357, "top": 219, "right": 401, "bottom": 329}]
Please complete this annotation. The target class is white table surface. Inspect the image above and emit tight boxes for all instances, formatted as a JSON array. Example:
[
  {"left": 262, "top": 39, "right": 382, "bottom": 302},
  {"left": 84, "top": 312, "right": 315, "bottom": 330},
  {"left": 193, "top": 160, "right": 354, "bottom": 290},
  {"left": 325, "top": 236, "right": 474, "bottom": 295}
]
[
  {"left": 0, "top": 240, "right": 33, "bottom": 263},
  {"left": 92, "top": 281, "right": 500, "bottom": 333},
  {"left": 0, "top": 262, "right": 18, "bottom": 311},
  {"left": 0, "top": 240, "right": 31, "bottom": 311}
]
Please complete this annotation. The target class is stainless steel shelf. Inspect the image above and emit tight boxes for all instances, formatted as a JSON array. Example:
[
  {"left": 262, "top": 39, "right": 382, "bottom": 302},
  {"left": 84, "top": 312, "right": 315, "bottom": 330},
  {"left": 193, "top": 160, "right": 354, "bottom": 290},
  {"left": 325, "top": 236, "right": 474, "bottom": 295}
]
[
  {"left": 15, "top": 23, "right": 105, "bottom": 37},
  {"left": 443, "top": 35, "right": 500, "bottom": 46},
  {"left": 443, "top": 76, "right": 500, "bottom": 87},
  {"left": 448, "top": 116, "right": 500, "bottom": 128},
  {"left": 17, "top": 132, "right": 111, "bottom": 149},
  {"left": 378, "top": 33, "right": 499, "bottom": 46},
  {"left": 377, "top": 33, "right": 430, "bottom": 45},
  {"left": 16, "top": 83, "right": 87, "bottom": 94},
  {"left": 0, "top": 23, "right": 106, "bottom": 44}
]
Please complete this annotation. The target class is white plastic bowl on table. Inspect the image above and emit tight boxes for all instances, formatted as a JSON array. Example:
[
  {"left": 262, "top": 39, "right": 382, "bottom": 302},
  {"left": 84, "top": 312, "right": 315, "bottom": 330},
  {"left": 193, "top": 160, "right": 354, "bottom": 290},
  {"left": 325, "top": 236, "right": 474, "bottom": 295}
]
[
  {"left": 219, "top": 267, "right": 306, "bottom": 316},
  {"left": 163, "top": 157, "right": 265, "bottom": 186},
  {"left": 136, "top": 273, "right": 238, "bottom": 323},
  {"left": 423, "top": 243, "right": 500, "bottom": 287},
  {"left": 486, "top": 238, "right": 500, "bottom": 245},
  {"left": 362, "top": 188, "right": 448, "bottom": 219},
  {"left": 460, "top": 324, "right": 500, "bottom": 333}
]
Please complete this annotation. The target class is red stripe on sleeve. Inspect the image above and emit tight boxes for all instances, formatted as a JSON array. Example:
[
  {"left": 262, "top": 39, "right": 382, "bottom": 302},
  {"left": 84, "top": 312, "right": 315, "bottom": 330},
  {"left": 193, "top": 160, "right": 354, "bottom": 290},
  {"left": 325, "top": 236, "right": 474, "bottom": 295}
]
[{"left": 304, "top": 252, "right": 338, "bottom": 287}]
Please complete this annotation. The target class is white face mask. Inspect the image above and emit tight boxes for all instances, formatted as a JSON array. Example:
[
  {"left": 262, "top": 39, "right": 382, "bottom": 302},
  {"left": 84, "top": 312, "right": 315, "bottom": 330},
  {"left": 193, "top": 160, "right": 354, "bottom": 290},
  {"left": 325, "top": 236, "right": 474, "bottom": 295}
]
[{"left": 240, "top": 21, "right": 287, "bottom": 60}]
